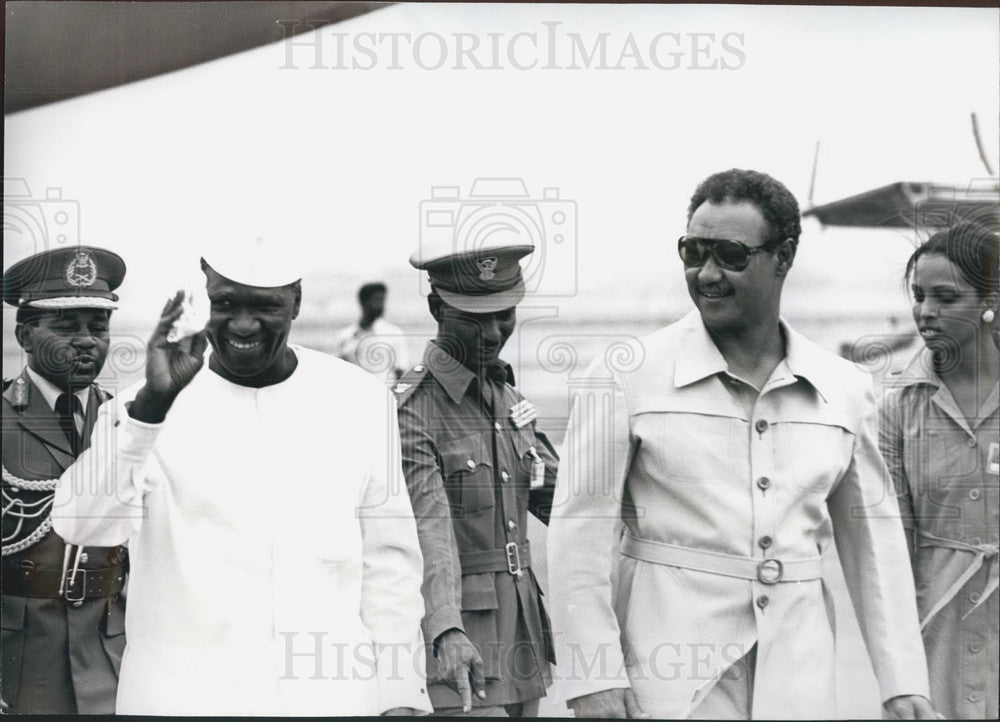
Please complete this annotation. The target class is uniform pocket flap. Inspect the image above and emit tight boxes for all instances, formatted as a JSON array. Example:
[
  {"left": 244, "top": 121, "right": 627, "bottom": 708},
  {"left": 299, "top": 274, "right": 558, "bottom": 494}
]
[
  {"left": 439, "top": 434, "right": 492, "bottom": 476},
  {"left": 460, "top": 573, "right": 499, "bottom": 611},
  {"left": 1, "top": 593, "right": 26, "bottom": 631}
]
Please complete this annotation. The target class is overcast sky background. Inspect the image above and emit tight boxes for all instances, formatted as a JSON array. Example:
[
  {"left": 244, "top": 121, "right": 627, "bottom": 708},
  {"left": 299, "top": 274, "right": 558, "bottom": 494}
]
[{"left": 4, "top": 3, "right": 999, "bottom": 329}]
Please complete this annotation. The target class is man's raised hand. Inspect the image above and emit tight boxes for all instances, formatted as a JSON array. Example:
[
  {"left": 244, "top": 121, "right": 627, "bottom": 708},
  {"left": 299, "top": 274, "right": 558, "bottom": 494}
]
[{"left": 130, "top": 291, "right": 208, "bottom": 423}]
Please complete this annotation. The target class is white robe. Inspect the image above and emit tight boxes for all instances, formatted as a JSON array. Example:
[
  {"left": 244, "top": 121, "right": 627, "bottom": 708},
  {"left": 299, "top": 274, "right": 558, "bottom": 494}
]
[{"left": 54, "top": 346, "right": 430, "bottom": 716}]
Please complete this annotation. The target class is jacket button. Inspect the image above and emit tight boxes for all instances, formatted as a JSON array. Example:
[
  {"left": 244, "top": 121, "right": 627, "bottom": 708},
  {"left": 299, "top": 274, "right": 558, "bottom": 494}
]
[
  {"left": 756, "top": 595, "right": 769, "bottom": 609},
  {"left": 967, "top": 437, "right": 977, "bottom": 447},
  {"left": 494, "top": 422, "right": 502, "bottom": 432},
  {"left": 759, "top": 536, "right": 772, "bottom": 549},
  {"left": 755, "top": 420, "right": 769, "bottom": 433},
  {"left": 466, "top": 459, "right": 476, "bottom": 470},
  {"left": 501, "top": 471, "right": 510, "bottom": 482},
  {"left": 756, "top": 476, "right": 770, "bottom": 491},
  {"left": 413, "top": 365, "right": 424, "bottom": 372},
  {"left": 969, "top": 643, "right": 982, "bottom": 653},
  {"left": 970, "top": 591, "right": 981, "bottom": 603},
  {"left": 970, "top": 489, "right": 981, "bottom": 501},
  {"left": 969, "top": 692, "right": 981, "bottom": 703},
  {"left": 507, "top": 520, "right": 516, "bottom": 531},
  {"left": 79, "top": 552, "right": 89, "bottom": 564}
]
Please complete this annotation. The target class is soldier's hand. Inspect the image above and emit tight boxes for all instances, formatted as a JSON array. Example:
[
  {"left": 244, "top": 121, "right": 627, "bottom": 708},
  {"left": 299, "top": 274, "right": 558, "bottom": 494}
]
[
  {"left": 433, "top": 629, "right": 486, "bottom": 713},
  {"left": 130, "top": 291, "right": 208, "bottom": 423},
  {"left": 883, "top": 694, "right": 941, "bottom": 719},
  {"left": 568, "top": 688, "right": 649, "bottom": 718}
]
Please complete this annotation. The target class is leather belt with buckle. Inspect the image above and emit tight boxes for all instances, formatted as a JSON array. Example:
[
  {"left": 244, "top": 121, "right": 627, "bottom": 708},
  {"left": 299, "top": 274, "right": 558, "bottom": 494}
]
[
  {"left": 2, "top": 564, "right": 125, "bottom": 603},
  {"left": 460, "top": 541, "right": 532, "bottom": 577}
]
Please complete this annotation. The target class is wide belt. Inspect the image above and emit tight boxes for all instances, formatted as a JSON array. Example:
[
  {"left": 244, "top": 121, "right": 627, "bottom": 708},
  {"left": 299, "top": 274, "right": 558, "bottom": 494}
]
[
  {"left": 915, "top": 528, "right": 998, "bottom": 629},
  {"left": 460, "top": 541, "right": 531, "bottom": 576},
  {"left": 620, "top": 531, "right": 823, "bottom": 584},
  {"left": 2, "top": 564, "right": 126, "bottom": 602}
]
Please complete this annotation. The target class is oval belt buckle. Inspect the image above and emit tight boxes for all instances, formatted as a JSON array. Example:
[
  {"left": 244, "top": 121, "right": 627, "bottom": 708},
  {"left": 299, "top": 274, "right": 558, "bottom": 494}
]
[{"left": 756, "top": 558, "right": 784, "bottom": 585}]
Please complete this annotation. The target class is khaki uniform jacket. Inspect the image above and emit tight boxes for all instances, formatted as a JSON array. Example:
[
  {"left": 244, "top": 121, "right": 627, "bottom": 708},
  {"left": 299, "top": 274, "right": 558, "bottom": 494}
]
[
  {"left": 1, "top": 370, "right": 126, "bottom": 714},
  {"left": 395, "top": 342, "right": 558, "bottom": 709},
  {"left": 548, "top": 312, "right": 930, "bottom": 718}
]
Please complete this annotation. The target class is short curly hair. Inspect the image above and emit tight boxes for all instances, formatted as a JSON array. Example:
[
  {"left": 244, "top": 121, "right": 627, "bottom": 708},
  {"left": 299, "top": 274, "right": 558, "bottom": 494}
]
[{"left": 687, "top": 168, "right": 802, "bottom": 244}]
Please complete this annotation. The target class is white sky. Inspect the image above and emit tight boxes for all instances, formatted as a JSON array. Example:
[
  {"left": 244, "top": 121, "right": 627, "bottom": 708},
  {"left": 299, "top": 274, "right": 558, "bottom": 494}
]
[{"left": 4, "top": 3, "right": 999, "bottom": 326}]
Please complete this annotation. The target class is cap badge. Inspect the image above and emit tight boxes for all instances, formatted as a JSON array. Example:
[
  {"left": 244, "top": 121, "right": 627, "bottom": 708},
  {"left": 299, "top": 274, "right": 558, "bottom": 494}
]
[
  {"left": 476, "top": 257, "right": 497, "bottom": 281},
  {"left": 65, "top": 251, "right": 98, "bottom": 288}
]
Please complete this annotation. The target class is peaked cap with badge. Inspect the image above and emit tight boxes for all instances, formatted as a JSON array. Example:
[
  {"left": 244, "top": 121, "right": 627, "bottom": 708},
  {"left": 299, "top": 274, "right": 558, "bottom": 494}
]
[
  {"left": 3, "top": 246, "right": 126, "bottom": 310},
  {"left": 410, "top": 237, "right": 534, "bottom": 313}
]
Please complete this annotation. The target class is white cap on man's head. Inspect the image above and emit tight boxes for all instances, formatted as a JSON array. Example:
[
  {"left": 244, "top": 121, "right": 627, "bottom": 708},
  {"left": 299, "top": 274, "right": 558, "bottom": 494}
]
[{"left": 201, "top": 236, "right": 302, "bottom": 288}]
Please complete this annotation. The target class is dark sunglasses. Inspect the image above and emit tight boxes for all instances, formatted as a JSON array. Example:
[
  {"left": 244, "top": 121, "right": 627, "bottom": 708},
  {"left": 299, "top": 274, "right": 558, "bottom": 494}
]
[{"left": 677, "top": 235, "right": 784, "bottom": 272}]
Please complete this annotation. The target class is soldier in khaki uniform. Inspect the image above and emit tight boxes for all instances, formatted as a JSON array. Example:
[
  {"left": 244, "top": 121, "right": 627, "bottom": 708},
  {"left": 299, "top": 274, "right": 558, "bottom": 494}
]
[
  {"left": 1, "top": 247, "right": 128, "bottom": 714},
  {"left": 396, "top": 240, "right": 558, "bottom": 716}
]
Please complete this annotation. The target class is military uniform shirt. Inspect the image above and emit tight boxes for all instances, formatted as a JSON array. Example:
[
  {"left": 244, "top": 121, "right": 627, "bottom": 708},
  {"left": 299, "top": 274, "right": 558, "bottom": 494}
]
[{"left": 395, "top": 341, "right": 558, "bottom": 709}]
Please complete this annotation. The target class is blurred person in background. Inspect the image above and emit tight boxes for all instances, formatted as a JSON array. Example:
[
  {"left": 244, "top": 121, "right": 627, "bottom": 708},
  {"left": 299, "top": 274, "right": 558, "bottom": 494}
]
[
  {"left": 879, "top": 220, "right": 999, "bottom": 719},
  {"left": 2, "top": 247, "right": 129, "bottom": 714},
  {"left": 334, "top": 281, "right": 410, "bottom": 382}
]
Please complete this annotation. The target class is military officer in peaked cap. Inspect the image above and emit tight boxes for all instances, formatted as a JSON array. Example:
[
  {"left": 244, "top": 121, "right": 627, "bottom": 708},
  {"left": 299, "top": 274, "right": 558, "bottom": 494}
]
[
  {"left": 2, "top": 246, "right": 128, "bottom": 714},
  {"left": 395, "top": 239, "right": 559, "bottom": 716}
]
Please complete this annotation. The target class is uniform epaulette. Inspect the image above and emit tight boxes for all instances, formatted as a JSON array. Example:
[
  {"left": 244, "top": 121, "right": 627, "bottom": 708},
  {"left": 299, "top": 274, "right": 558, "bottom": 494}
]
[{"left": 392, "top": 363, "right": 430, "bottom": 406}]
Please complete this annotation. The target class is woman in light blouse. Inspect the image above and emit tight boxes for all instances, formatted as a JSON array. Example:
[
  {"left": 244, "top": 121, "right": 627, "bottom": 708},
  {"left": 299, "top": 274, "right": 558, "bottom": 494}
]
[{"left": 879, "top": 221, "right": 999, "bottom": 719}]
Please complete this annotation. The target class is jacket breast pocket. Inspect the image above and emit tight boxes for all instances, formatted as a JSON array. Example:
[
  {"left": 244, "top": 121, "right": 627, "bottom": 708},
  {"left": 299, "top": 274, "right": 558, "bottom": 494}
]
[
  {"left": 777, "top": 409, "right": 856, "bottom": 496},
  {"left": 439, "top": 435, "right": 495, "bottom": 516},
  {"left": 459, "top": 573, "right": 501, "bottom": 680}
]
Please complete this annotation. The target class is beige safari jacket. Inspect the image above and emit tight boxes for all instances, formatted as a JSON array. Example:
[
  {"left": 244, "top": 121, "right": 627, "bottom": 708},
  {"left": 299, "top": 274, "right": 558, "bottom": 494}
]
[{"left": 548, "top": 311, "right": 930, "bottom": 718}]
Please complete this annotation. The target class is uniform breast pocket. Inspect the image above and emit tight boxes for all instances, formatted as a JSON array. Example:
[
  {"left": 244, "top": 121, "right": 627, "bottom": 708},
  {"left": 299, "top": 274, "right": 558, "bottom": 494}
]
[{"left": 439, "top": 435, "right": 495, "bottom": 516}]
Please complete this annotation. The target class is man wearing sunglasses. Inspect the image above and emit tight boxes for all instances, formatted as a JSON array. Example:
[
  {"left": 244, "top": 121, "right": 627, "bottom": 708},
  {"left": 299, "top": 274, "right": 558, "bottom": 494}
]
[{"left": 548, "top": 169, "right": 935, "bottom": 719}]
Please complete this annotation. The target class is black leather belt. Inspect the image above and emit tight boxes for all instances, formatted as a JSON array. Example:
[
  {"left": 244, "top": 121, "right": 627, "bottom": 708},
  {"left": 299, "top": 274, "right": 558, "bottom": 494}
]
[
  {"left": 460, "top": 541, "right": 531, "bottom": 576},
  {"left": 2, "top": 564, "right": 125, "bottom": 602}
]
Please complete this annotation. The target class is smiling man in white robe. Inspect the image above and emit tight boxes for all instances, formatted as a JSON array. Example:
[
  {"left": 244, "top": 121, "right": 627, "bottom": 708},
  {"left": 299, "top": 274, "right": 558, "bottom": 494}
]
[{"left": 52, "top": 239, "right": 430, "bottom": 716}]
